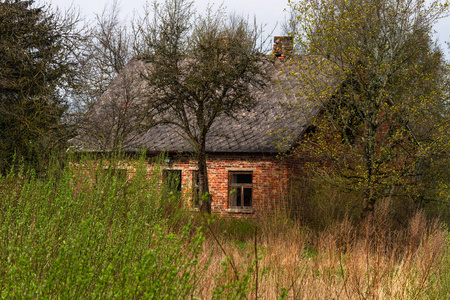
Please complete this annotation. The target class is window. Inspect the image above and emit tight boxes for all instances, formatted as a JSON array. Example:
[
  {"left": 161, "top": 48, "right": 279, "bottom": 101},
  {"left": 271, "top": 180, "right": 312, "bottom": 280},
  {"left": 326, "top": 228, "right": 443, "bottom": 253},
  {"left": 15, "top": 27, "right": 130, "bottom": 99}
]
[
  {"left": 163, "top": 169, "right": 182, "bottom": 192},
  {"left": 228, "top": 171, "right": 253, "bottom": 208}
]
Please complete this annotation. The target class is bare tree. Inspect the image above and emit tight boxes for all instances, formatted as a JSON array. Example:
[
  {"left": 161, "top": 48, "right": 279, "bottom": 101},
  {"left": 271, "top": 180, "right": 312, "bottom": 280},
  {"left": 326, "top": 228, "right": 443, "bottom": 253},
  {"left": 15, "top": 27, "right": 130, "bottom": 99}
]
[
  {"left": 134, "top": 0, "right": 269, "bottom": 212},
  {"left": 72, "top": 0, "right": 147, "bottom": 152}
]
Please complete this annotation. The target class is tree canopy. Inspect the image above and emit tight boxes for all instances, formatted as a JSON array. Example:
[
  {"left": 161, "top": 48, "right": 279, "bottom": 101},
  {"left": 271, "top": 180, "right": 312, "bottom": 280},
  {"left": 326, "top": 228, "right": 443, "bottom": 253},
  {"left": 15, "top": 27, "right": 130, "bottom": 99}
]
[
  {"left": 135, "top": 0, "right": 269, "bottom": 212},
  {"left": 288, "top": 0, "right": 450, "bottom": 217},
  {"left": 0, "top": 0, "right": 80, "bottom": 172}
]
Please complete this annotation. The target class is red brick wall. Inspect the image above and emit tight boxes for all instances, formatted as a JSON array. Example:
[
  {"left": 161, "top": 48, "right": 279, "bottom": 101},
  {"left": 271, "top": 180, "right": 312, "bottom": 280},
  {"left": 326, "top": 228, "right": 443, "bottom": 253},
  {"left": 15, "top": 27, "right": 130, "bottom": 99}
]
[{"left": 158, "top": 153, "right": 291, "bottom": 217}]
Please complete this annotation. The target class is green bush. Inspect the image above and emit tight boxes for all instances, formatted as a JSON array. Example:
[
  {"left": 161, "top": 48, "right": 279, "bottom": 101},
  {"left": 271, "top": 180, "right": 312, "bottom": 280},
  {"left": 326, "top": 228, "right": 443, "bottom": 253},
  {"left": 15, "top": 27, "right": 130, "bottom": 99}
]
[{"left": 0, "top": 153, "right": 204, "bottom": 298}]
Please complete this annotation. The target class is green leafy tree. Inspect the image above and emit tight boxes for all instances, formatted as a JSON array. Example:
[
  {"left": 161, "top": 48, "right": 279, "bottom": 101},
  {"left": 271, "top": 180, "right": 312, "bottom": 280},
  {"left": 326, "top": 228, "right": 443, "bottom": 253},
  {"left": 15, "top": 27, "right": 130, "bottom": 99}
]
[
  {"left": 135, "top": 0, "right": 268, "bottom": 213},
  {"left": 0, "top": 0, "right": 81, "bottom": 172},
  {"left": 288, "top": 0, "right": 450, "bottom": 218}
]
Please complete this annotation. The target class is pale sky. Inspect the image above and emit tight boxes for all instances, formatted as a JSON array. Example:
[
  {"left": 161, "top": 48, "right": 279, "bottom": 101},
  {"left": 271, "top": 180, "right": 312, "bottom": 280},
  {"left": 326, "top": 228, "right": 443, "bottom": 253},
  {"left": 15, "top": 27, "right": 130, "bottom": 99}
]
[
  {"left": 46, "top": 0, "right": 450, "bottom": 56},
  {"left": 46, "top": 0, "right": 288, "bottom": 36}
]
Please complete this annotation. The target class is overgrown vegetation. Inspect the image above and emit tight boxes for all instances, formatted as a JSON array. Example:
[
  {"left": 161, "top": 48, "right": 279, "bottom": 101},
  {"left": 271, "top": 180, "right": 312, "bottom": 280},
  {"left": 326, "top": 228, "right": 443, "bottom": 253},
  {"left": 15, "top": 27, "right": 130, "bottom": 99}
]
[
  {"left": 286, "top": 0, "right": 450, "bottom": 218},
  {"left": 1, "top": 154, "right": 450, "bottom": 299},
  {"left": 0, "top": 154, "right": 204, "bottom": 298},
  {"left": 2, "top": 0, "right": 450, "bottom": 298}
]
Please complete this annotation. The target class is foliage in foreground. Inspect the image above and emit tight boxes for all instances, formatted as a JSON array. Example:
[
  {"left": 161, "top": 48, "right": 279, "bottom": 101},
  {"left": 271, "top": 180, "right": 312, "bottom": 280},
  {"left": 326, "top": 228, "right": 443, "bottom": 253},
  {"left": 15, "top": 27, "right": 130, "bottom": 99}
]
[
  {"left": 1, "top": 154, "right": 450, "bottom": 299},
  {"left": 0, "top": 155, "right": 204, "bottom": 298}
]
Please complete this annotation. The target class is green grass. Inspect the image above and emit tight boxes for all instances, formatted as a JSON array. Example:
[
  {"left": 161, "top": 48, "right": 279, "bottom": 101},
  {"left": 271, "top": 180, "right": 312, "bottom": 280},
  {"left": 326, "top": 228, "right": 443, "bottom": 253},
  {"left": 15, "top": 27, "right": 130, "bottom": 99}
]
[{"left": 0, "top": 154, "right": 205, "bottom": 298}]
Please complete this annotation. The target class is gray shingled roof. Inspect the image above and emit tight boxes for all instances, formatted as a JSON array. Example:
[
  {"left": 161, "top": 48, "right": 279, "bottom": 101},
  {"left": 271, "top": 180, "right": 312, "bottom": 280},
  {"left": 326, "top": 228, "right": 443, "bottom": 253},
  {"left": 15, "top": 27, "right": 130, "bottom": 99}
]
[{"left": 73, "top": 56, "right": 335, "bottom": 153}]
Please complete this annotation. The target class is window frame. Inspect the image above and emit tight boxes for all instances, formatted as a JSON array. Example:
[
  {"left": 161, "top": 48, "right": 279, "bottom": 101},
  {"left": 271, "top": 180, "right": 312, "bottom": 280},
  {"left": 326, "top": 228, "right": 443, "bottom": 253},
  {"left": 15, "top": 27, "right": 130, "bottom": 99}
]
[{"left": 228, "top": 171, "right": 253, "bottom": 209}]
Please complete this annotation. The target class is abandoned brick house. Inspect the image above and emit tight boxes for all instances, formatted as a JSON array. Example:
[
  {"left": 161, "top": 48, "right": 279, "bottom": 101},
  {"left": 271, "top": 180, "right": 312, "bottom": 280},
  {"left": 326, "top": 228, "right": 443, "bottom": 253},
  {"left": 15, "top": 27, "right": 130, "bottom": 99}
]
[{"left": 72, "top": 37, "right": 336, "bottom": 216}]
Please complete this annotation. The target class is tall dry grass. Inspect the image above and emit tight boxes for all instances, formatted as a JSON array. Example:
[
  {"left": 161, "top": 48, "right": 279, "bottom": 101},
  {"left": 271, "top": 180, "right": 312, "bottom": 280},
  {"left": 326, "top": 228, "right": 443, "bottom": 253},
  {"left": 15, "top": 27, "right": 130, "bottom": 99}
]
[
  {"left": 1, "top": 153, "right": 449, "bottom": 299},
  {"left": 197, "top": 205, "right": 449, "bottom": 299}
]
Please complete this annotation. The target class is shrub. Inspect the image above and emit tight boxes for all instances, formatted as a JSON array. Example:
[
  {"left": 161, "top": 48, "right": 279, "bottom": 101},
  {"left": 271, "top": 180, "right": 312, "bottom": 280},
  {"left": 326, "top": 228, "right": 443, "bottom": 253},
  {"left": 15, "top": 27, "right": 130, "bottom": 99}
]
[{"left": 0, "top": 152, "right": 204, "bottom": 298}]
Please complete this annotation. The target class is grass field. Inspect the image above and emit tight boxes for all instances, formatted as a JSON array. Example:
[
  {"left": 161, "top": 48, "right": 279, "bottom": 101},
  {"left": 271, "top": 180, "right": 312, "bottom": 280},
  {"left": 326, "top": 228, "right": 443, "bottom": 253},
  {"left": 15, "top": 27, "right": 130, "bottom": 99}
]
[{"left": 0, "top": 155, "right": 449, "bottom": 299}]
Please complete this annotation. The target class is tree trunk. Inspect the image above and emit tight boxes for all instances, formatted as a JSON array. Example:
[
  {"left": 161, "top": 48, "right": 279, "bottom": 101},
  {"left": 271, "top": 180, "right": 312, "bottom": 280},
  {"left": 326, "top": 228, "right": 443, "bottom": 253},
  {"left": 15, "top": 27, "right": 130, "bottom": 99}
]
[
  {"left": 361, "top": 187, "right": 376, "bottom": 220},
  {"left": 197, "top": 139, "right": 211, "bottom": 213},
  {"left": 361, "top": 107, "right": 378, "bottom": 220}
]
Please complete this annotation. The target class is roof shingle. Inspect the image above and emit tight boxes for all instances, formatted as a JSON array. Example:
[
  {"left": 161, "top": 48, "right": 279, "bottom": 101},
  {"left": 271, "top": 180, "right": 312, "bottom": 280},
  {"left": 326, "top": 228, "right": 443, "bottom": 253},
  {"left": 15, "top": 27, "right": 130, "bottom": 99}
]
[{"left": 73, "top": 56, "right": 336, "bottom": 153}]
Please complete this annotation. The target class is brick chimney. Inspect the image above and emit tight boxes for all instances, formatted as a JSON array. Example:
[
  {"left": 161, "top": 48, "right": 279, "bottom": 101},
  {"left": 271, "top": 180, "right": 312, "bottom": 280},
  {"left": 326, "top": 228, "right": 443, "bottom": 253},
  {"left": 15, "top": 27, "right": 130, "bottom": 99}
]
[{"left": 273, "top": 36, "right": 293, "bottom": 60}]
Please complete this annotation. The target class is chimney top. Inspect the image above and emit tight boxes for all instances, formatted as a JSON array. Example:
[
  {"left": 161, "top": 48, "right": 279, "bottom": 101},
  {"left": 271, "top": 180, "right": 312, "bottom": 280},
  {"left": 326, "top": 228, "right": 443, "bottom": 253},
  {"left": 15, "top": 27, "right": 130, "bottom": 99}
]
[{"left": 273, "top": 36, "right": 293, "bottom": 60}]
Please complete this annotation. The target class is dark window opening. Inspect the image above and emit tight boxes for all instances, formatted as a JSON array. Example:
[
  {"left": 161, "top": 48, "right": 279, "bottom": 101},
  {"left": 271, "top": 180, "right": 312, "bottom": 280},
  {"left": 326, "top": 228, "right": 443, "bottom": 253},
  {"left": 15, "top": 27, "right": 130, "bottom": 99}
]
[
  {"left": 163, "top": 169, "right": 182, "bottom": 192},
  {"left": 229, "top": 171, "right": 253, "bottom": 208}
]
